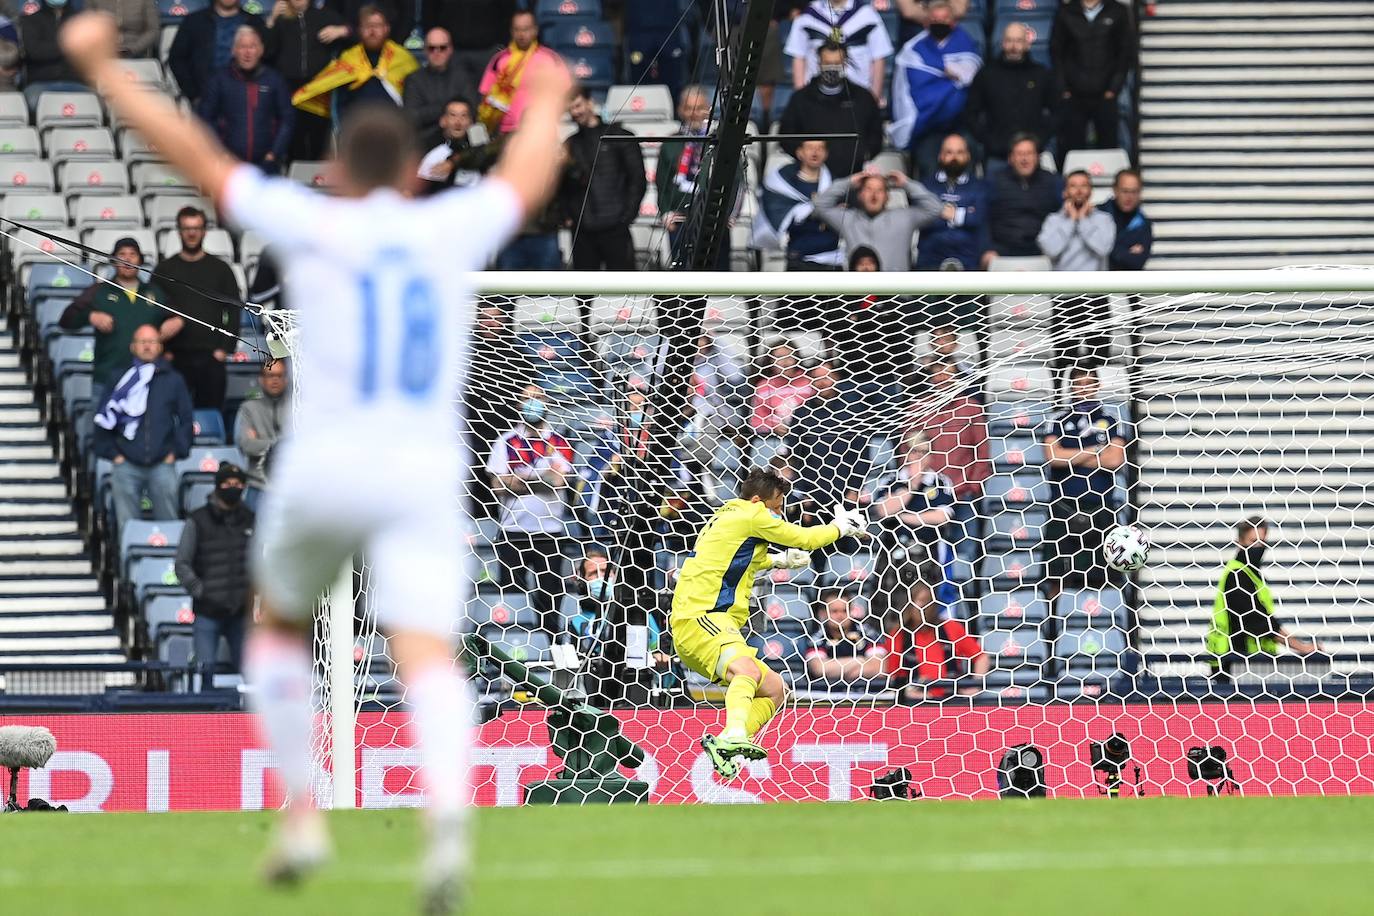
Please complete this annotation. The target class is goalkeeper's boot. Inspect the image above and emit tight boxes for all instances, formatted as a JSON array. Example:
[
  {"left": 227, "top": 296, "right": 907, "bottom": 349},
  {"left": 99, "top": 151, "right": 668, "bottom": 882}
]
[
  {"left": 700, "top": 733, "right": 742, "bottom": 780},
  {"left": 420, "top": 813, "right": 468, "bottom": 916},
  {"left": 715, "top": 731, "right": 769, "bottom": 764},
  {"left": 261, "top": 809, "right": 331, "bottom": 887}
]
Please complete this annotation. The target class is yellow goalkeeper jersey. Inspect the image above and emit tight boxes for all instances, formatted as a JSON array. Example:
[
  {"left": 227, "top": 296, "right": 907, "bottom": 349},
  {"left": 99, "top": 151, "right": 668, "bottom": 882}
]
[{"left": 671, "top": 499, "right": 840, "bottom": 629}]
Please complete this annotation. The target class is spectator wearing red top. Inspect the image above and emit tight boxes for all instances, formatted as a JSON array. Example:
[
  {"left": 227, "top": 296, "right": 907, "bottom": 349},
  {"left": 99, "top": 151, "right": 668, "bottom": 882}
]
[
  {"left": 750, "top": 342, "right": 815, "bottom": 437},
  {"left": 805, "top": 588, "right": 887, "bottom": 688},
  {"left": 486, "top": 383, "right": 576, "bottom": 639},
  {"left": 883, "top": 562, "right": 988, "bottom": 701},
  {"left": 910, "top": 330, "right": 991, "bottom": 576}
]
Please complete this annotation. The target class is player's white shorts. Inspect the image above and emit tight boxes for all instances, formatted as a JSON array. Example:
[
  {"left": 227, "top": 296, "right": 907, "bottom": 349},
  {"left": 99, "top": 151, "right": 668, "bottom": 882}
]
[{"left": 253, "top": 432, "right": 471, "bottom": 638}]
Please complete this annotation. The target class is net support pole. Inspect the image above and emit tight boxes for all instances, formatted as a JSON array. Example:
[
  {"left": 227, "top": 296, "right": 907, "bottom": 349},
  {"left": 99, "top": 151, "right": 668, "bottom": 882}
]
[{"left": 329, "top": 559, "right": 356, "bottom": 810}]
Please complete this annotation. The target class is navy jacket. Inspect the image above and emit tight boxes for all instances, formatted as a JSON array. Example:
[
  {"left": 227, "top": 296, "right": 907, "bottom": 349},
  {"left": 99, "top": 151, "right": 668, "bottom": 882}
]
[
  {"left": 916, "top": 170, "right": 989, "bottom": 270},
  {"left": 93, "top": 358, "right": 194, "bottom": 467},
  {"left": 1101, "top": 198, "right": 1153, "bottom": 270},
  {"left": 984, "top": 166, "right": 1063, "bottom": 257},
  {"left": 198, "top": 63, "right": 295, "bottom": 168},
  {"left": 167, "top": 8, "right": 269, "bottom": 102}
]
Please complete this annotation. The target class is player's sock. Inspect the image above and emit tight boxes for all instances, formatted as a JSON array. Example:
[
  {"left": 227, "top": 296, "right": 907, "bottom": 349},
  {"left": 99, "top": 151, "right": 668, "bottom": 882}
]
[
  {"left": 407, "top": 663, "right": 474, "bottom": 821},
  {"left": 745, "top": 696, "right": 777, "bottom": 738},
  {"left": 245, "top": 629, "right": 314, "bottom": 804},
  {"left": 722, "top": 674, "right": 758, "bottom": 741}
]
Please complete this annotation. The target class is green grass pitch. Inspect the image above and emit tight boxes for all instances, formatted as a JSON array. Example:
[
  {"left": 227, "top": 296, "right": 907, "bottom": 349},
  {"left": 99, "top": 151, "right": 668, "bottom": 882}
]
[{"left": 4, "top": 796, "right": 1373, "bottom": 915}]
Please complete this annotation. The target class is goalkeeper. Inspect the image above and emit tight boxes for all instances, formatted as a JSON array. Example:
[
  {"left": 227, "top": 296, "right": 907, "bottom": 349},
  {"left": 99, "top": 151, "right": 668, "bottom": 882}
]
[{"left": 670, "top": 467, "right": 868, "bottom": 778}]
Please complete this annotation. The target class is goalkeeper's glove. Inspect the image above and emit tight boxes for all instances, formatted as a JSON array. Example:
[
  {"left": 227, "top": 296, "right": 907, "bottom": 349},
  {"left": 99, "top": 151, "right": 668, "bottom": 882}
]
[
  {"left": 831, "top": 503, "right": 869, "bottom": 538},
  {"left": 768, "top": 548, "right": 811, "bottom": 570}
]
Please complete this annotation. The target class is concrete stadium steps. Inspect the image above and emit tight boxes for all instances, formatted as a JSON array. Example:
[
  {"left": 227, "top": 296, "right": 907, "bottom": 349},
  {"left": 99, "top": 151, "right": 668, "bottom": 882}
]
[
  {"left": 0, "top": 318, "right": 121, "bottom": 687},
  {"left": 1133, "top": 295, "right": 1374, "bottom": 673},
  {"left": 1138, "top": 0, "right": 1374, "bottom": 268}
]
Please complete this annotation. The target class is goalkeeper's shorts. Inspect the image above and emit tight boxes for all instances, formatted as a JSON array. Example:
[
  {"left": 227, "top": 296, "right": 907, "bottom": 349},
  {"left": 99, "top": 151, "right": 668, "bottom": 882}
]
[{"left": 671, "top": 613, "right": 760, "bottom": 686}]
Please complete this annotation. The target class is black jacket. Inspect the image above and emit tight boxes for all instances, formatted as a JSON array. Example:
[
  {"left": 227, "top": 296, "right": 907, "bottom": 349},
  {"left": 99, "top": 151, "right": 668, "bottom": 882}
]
[
  {"left": 559, "top": 120, "right": 646, "bottom": 232},
  {"left": 985, "top": 166, "right": 1063, "bottom": 257},
  {"left": 326, "top": 0, "right": 412, "bottom": 44},
  {"left": 404, "top": 63, "right": 475, "bottom": 149},
  {"left": 963, "top": 54, "right": 1057, "bottom": 159},
  {"left": 777, "top": 78, "right": 884, "bottom": 178},
  {"left": 19, "top": 6, "right": 80, "bottom": 84},
  {"left": 175, "top": 496, "right": 255, "bottom": 619},
  {"left": 1101, "top": 198, "right": 1152, "bottom": 270},
  {"left": 92, "top": 358, "right": 194, "bottom": 467},
  {"left": 167, "top": 8, "right": 269, "bottom": 102},
  {"left": 268, "top": 5, "right": 348, "bottom": 84},
  {"left": 1051, "top": 0, "right": 1136, "bottom": 98}
]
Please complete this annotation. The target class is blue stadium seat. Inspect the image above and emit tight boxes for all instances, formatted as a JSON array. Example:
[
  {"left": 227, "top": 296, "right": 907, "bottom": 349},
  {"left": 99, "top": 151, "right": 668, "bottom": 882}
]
[
  {"left": 981, "top": 548, "right": 1042, "bottom": 585},
  {"left": 1055, "top": 625, "right": 1128, "bottom": 675},
  {"left": 128, "top": 556, "right": 183, "bottom": 607},
  {"left": 543, "top": 18, "right": 616, "bottom": 52},
  {"left": 175, "top": 446, "right": 246, "bottom": 503},
  {"left": 158, "top": 0, "right": 209, "bottom": 26},
  {"left": 756, "top": 585, "right": 812, "bottom": 626},
  {"left": 982, "top": 473, "right": 1050, "bottom": 507},
  {"left": 748, "top": 626, "right": 809, "bottom": 677},
  {"left": 466, "top": 591, "right": 537, "bottom": 630},
  {"left": 61, "top": 373, "right": 93, "bottom": 418},
  {"left": 563, "top": 50, "right": 616, "bottom": 91},
  {"left": 823, "top": 551, "right": 876, "bottom": 589},
  {"left": 479, "top": 624, "right": 552, "bottom": 665},
  {"left": 192, "top": 409, "right": 226, "bottom": 445},
  {"left": 535, "top": 0, "right": 601, "bottom": 20},
  {"left": 181, "top": 481, "right": 214, "bottom": 516},
  {"left": 1055, "top": 587, "right": 1128, "bottom": 628},
  {"left": 49, "top": 334, "right": 93, "bottom": 379},
  {"left": 989, "top": 432, "right": 1042, "bottom": 468},
  {"left": 120, "top": 519, "right": 184, "bottom": 579},
  {"left": 980, "top": 588, "right": 1049, "bottom": 627},
  {"left": 995, "top": 0, "right": 1055, "bottom": 18},
  {"left": 144, "top": 594, "right": 194, "bottom": 637},
  {"left": 34, "top": 297, "right": 72, "bottom": 344},
  {"left": 980, "top": 623, "right": 1046, "bottom": 665},
  {"left": 27, "top": 263, "right": 91, "bottom": 303},
  {"left": 988, "top": 506, "right": 1046, "bottom": 546}
]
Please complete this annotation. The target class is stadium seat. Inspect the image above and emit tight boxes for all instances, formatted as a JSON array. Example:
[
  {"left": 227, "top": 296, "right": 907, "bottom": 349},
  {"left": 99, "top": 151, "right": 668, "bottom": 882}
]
[
  {"left": 478, "top": 624, "right": 552, "bottom": 666},
  {"left": 72, "top": 193, "right": 142, "bottom": 228},
  {"left": 823, "top": 552, "right": 875, "bottom": 589},
  {"left": 979, "top": 588, "right": 1049, "bottom": 627},
  {"left": 981, "top": 624, "right": 1047, "bottom": 665},
  {"left": 44, "top": 126, "right": 116, "bottom": 163},
  {"left": 28, "top": 263, "right": 92, "bottom": 301},
  {"left": 0, "top": 126, "right": 40, "bottom": 158},
  {"left": 239, "top": 230, "right": 266, "bottom": 272},
  {"left": 756, "top": 585, "right": 813, "bottom": 625},
  {"left": 286, "top": 160, "right": 330, "bottom": 190},
  {"left": 175, "top": 446, "right": 246, "bottom": 496},
  {"left": 605, "top": 84, "right": 674, "bottom": 122},
  {"left": 1054, "top": 625, "right": 1128, "bottom": 674},
  {"left": 543, "top": 18, "right": 616, "bottom": 52},
  {"left": 145, "top": 594, "right": 194, "bottom": 638},
  {"left": 34, "top": 297, "right": 73, "bottom": 344},
  {"left": 158, "top": 227, "right": 234, "bottom": 260},
  {"left": 61, "top": 373, "right": 93, "bottom": 417},
  {"left": 35, "top": 92, "right": 104, "bottom": 131},
  {"left": 747, "top": 626, "right": 810, "bottom": 678},
  {"left": 114, "top": 58, "right": 166, "bottom": 89},
  {"left": 119, "top": 519, "right": 184, "bottom": 579},
  {"left": 157, "top": 629, "right": 193, "bottom": 674},
  {"left": 1062, "top": 148, "right": 1131, "bottom": 186},
  {"left": 132, "top": 162, "right": 196, "bottom": 198},
  {"left": 128, "top": 556, "right": 183, "bottom": 606},
  {"left": 8, "top": 229, "right": 71, "bottom": 275},
  {"left": 562, "top": 51, "right": 616, "bottom": 91},
  {"left": 0, "top": 159, "right": 56, "bottom": 192},
  {"left": 192, "top": 409, "right": 226, "bottom": 445},
  {"left": 81, "top": 228, "right": 157, "bottom": 262},
  {"left": 987, "top": 255, "right": 1052, "bottom": 272},
  {"left": 117, "top": 127, "right": 161, "bottom": 163},
  {"left": 511, "top": 295, "right": 580, "bottom": 329},
  {"left": 0, "top": 92, "right": 27, "bottom": 127},
  {"left": 465, "top": 592, "right": 537, "bottom": 630},
  {"left": 60, "top": 160, "right": 132, "bottom": 197},
  {"left": 181, "top": 481, "right": 215, "bottom": 516},
  {"left": 157, "top": 0, "right": 208, "bottom": 24},
  {"left": 980, "top": 549, "right": 1043, "bottom": 587},
  {"left": 49, "top": 334, "right": 94, "bottom": 380},
  {"left": 989, "top": 432, "right": 1042, "bottom": 468},
  {"left": 534, "top": 0, "right": 601, "bottom": 19},
  {"left": 982, "top": 472, "right": 1050, "bottom": 508},
  {"left": 1055, "top": 587, "right": 1129, "bottom": 628},
  {"left": 146, "top": 194, "right": 215, "bottom": 231},
  {"left": 988, "top": 506, "right": 1046, "bottom": 546},
  {"left": 2, "top": 194, "right": 68, "bottom": 227}
]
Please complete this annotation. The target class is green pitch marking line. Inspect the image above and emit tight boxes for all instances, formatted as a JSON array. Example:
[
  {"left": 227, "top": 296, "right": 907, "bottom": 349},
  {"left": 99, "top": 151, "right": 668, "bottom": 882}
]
[{"left": 2, "top": 796, "right": 1372, "bottom": 915}]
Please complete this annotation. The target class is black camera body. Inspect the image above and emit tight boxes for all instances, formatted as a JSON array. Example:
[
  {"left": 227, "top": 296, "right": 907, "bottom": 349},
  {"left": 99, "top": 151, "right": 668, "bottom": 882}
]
[
  {"left": 870, "top": 767, "right": 920, "bottom": 800},
  {"left": 1187, "top": 745, "right": 1227, "bottom": 782},
  {"left": 1089, "top": 733, "right": 1131, "bottom": 776},
  {"left": 997, "top": 744, "right": 1047, "bottom": 798}
]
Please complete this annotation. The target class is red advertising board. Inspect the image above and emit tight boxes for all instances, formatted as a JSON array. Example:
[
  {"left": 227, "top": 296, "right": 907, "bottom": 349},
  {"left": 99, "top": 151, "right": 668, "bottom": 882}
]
[{"left": 5, "top": 702, "right": 1373, "bottom": 811}]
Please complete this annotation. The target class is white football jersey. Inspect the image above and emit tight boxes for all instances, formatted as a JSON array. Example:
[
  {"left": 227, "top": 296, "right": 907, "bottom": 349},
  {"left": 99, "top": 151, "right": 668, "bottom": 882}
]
[{"left": 222, "top": 165, "right": 523, "bottom": 447}]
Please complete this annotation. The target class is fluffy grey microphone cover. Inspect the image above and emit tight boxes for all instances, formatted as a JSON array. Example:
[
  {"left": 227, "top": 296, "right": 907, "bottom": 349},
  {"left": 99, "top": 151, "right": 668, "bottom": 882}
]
[{"left": 0, "top": 725, "right": 57, "bottom": 769}]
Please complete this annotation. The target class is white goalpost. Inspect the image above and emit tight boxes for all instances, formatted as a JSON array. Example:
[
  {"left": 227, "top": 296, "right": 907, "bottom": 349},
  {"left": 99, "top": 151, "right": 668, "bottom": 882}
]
[{"left": 263, "top": 267, "right": 1374, "bottom": 806}]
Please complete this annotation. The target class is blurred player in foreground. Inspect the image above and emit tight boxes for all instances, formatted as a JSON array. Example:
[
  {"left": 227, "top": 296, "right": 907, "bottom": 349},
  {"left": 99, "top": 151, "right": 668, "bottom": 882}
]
[
  {"left": 63, "top": 12, "right": 568, "bottom": 913},
  {"left": 670, "top": 468, "right": 868, "bottom": 778}
]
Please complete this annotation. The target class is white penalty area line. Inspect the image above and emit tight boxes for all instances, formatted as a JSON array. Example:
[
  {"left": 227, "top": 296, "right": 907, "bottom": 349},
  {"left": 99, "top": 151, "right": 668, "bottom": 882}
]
[{"left": 2, "top": 846, "right": 1371, "bottom": 890}]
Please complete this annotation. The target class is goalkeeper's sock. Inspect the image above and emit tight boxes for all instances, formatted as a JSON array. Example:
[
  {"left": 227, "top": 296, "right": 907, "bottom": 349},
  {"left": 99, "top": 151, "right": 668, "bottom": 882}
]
[
  {"left": 245, "top": 629, "right": 314, "bottom": 805},
  {"left": 408, "top": 663, "right": 474, "bottom": 821},
  {"left": 722, "top": 674, "right": 758, "bottom": 741},
  {"left": 745, "top": 696, "right": 778, "bottom": 738}
]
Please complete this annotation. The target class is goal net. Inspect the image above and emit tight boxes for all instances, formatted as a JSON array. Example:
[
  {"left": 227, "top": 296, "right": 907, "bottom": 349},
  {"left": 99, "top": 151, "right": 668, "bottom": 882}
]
[{"left": 269, "top": 268, "right": 1374, "bottom": 806}]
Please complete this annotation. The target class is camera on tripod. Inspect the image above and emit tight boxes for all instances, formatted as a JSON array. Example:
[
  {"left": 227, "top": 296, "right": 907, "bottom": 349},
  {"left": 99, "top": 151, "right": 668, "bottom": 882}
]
[
  {"left": 1088, "top": 733, "right": 1144, "bottom": 797},
  {"left": 1186, "top": 745, "right": 1240, "bottom": 796}
]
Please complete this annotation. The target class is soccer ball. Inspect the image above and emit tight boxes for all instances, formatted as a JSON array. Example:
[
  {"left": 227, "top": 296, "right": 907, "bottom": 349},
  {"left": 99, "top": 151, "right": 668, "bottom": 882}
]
[{"left": 1103, "top": 524, "right": 1150, "bottom": 572}]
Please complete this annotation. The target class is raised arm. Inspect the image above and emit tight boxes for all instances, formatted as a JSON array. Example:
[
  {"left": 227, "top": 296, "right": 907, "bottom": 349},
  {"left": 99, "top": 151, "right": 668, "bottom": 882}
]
[
  {"left": 62, "top": 12, "right": 239, "bottom": 203},
  {"left": 490, "top": 57, "right": 572, "bottom": 221}
]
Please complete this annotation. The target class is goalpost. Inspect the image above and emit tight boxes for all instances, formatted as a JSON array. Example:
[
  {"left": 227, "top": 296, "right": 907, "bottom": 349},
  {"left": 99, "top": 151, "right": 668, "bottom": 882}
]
[{"left": 268, "top": 268, "right": 1374, "bottom": 805}]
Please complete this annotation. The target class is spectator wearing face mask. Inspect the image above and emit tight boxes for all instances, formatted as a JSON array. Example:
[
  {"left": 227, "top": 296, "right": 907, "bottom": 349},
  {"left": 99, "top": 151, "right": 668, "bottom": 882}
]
[
  {"left": 785, "top": 0, "right": 893, "bottom": 100},
  {"left": 486, "top": 384, "right": 576, "bottom": 638},
  {"left": 175, "top": 461, "right": 255, "bottom": 685},
  {"left": 567, "top": 547, "right": 662, "bottom": 658},
  {"left": 889, "top": 0, "right": 982, "bottom": 178},
  {"left": 777, "top": 41, "right": 884, "bottom": 179}
]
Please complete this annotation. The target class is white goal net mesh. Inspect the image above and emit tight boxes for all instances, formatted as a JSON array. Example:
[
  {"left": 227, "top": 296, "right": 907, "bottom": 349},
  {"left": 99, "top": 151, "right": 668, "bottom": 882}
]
[{"left": 269, "top": 271, "right": 1374, "bottom": 805}]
